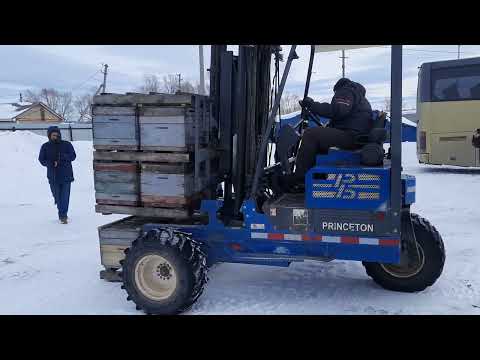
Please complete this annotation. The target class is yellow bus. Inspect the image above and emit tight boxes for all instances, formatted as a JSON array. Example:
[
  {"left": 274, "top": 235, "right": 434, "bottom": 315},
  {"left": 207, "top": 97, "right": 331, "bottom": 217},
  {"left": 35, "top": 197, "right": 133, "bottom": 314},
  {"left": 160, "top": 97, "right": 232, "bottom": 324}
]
[{"left": 417, "top": 57, "right": 480, "bottom": 167}]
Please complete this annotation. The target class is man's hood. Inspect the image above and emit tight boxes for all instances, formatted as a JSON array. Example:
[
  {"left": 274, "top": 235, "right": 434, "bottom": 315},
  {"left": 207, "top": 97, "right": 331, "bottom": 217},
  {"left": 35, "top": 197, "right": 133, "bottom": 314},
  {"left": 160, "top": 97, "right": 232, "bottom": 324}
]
[
  {"left": 47, "top": 126, "right": 62, "bottom": 140},
  {"left": 334, "top": 78, "right": 367, "bottom": 98}
]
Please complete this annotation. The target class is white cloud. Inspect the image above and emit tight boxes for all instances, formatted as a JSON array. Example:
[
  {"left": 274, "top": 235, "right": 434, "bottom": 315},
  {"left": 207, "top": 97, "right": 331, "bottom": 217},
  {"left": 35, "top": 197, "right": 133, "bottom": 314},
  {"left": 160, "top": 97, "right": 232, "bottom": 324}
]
[{"left": 0, "top": 45, "right": 479, "bottom": 110}]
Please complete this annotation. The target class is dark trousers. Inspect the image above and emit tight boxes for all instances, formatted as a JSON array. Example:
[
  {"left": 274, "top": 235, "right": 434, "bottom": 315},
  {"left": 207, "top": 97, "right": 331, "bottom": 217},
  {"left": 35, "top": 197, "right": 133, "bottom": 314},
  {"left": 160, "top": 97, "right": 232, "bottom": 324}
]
[
  {"left": 49, "top": 182, "right": 71, "bottom": 219},
  {"left": 294, "top": 127, "right": 357, "bottom": 179}
]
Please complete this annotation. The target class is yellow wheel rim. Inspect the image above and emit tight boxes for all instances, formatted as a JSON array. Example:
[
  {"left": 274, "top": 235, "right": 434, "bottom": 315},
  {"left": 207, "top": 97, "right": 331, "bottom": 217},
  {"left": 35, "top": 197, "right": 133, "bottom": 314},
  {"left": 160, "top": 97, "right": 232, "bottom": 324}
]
[{"left": 134, "top": 254, "right": 177, "bottom": 301}]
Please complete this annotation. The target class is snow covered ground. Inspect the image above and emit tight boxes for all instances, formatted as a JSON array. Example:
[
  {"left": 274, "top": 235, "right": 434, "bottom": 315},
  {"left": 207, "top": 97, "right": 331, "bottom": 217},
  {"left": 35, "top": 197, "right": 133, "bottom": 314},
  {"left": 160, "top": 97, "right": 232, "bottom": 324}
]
[{"left": 1, "top": 131, "right": 479, "bottom": 315}]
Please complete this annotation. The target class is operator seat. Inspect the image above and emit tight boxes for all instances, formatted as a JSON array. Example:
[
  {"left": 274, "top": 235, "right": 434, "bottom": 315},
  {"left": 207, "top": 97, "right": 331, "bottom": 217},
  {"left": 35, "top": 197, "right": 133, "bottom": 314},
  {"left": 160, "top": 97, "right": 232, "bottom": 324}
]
[
  {"left": 354, "top": 110, "right": 388, "bottom": 166},
  {"left": 326, "top": 110, "right": 387, "bottom": 166}
]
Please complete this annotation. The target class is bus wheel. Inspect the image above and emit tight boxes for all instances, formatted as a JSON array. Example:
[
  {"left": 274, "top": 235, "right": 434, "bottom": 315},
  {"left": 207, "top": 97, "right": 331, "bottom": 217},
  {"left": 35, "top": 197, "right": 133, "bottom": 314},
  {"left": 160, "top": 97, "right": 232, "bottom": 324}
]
[{"left": 363, "top": 213, "right": 445, "bottom": 292}]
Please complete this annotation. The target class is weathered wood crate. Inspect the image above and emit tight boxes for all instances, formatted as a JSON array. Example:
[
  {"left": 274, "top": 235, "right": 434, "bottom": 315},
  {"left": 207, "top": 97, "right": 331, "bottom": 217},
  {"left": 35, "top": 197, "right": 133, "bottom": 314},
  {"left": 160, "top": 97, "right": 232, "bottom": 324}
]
[
  {"left": 141, "top": 163, "right": 194, "bottom": 208},
  {"left": 94, "top": 161, "right": 208, "bottom": 208},
  {"left": 92, "top": 93, "right": 213, "bottom": 152},
  {"left": 94, "top": 162, "right": 139, "bottom": 206}
]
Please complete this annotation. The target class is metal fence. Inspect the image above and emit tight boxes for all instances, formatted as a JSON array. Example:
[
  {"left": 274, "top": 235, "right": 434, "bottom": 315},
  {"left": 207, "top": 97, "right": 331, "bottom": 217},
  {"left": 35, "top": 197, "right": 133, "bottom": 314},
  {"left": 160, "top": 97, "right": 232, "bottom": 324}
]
[{"left": 0, "top": 123, "right": 93, "bottom": 141}]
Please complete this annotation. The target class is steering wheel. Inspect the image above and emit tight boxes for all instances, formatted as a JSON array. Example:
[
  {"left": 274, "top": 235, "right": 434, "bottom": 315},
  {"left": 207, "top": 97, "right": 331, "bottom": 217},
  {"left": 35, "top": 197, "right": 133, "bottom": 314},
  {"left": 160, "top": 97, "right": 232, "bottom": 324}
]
[{"left": 298, "top": 100, "right": 324, "bottom": 128}]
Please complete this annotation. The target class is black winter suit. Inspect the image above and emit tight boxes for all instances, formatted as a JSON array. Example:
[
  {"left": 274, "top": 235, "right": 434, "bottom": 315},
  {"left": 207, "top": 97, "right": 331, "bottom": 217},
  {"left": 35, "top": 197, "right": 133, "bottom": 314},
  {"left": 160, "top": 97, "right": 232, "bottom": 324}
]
[{"left": 294, "top": 78, "right": 373, "bottom": 179}]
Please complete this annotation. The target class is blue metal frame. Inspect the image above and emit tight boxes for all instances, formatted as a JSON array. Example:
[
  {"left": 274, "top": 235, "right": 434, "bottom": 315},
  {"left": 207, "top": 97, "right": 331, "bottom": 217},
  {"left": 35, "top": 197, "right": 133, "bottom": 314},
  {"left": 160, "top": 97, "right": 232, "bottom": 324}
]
[
  {"left": 305, "top": 151, "right": 390, "bottom": 211},
  {"left": 144, "top": 196, "right": 402, "bottom": 267}
]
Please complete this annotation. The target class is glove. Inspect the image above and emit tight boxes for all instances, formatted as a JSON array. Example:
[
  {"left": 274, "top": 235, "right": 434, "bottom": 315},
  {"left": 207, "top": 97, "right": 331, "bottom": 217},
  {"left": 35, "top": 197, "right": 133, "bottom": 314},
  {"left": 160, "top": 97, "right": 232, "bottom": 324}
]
[{"left": 299, "top": 97, "right": 314, "bottom": 109}]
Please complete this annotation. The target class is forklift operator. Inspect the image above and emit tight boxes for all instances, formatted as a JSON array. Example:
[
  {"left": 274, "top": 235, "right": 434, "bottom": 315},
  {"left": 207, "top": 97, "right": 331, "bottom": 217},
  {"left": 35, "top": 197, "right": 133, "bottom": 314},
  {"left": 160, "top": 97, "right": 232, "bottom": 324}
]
[{"left": 290, "top": 78, "right": 373, "bottom": 184}]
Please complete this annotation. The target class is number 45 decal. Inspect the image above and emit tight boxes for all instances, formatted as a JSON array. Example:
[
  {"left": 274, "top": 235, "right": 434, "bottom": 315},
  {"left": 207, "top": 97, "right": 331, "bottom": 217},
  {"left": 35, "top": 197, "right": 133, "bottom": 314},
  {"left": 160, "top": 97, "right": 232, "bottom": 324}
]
[
  {"left": 334, "top": 174, "right": 356, "bottom": 199},
  {"left": 331, "top": 173, "right": 381, "bottom": 200}
]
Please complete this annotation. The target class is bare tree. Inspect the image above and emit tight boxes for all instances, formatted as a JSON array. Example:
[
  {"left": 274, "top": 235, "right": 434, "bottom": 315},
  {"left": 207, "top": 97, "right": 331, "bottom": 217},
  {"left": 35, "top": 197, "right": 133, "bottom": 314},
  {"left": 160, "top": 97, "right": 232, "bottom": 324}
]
[
  {"left": 74, "top": 93, "right": 94, "bottom": 122},
  {"left": 280, "top": 92, "right": 301, "bottom": 114},
  {"left": 139, "top": 74, "right": 206, "bottom": 95},
  {"left": 24, "top": 89, "right": 40, "bottom": 103},
  {"left": 195, "top": 81, "right": 210, "bottom": 95},
  {"left": 24, "top": 88, "right": 75, "bottom": 122},
  {"left": 162, "top": 74, "right": 179, "bottom": 94},
  {"left": 180, "top": 80, "right": 195, "bottom": 94},
  {"left": 160, "top": 74, "right": 198, "bottom": 94},
  {"left": 57, "top": 91, "right": 74, "bottom": 121},
  {"left": 383, "top": 97, "right": 407, "bottom": 112},
  {"left": 139, "top": 74, "right": 161, "bottom": 93},
  {"left": 383, "top": 97, "right": 391, "bottom": 112}
]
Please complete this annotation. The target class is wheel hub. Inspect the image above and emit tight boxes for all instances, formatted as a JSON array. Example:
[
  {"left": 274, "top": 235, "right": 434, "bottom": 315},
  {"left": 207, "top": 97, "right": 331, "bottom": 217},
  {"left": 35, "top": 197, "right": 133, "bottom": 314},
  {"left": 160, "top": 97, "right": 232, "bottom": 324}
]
[
  {"left": 134, "top": 254, "right": 177, "bottom": 301},
  {"left": 380, "top": 244, "right": 425, "bottom": 279},
  {"left": 156, "top": 263, "right": 173, "bottom": 280}
]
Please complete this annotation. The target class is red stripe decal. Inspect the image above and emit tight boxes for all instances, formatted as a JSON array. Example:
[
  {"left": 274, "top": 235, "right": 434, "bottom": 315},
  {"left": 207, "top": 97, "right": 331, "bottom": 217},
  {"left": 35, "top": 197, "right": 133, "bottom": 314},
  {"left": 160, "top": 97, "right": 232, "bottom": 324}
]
[
  {"left": 341, "top": 236, "right": 359, "bottom": 244},
  {"left": 268, "top": 233, "right": 284, "bottom": 240},
  {"left": 379, "top": 239, "right": 400, "bottom": 246},
  {"left": 302, "top": 235, "right": 322, "bottom": 241}
]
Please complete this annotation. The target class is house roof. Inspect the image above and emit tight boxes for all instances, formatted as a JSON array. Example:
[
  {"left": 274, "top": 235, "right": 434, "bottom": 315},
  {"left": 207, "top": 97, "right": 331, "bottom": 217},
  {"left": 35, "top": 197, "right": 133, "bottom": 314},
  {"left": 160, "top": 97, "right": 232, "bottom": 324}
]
[{"left": 0, "top": 101, "right": 64, "bottom": 121}]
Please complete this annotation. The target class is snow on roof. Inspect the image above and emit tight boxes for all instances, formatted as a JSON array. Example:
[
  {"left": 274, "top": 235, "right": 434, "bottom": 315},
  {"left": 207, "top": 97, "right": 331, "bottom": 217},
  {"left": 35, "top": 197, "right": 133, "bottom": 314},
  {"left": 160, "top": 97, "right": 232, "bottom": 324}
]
[
  {"left": 401, "top": 117, "right": 417, "bottom": 127},
  {"left": 385, "top": 112, "right": 417, "bottom": 127},
  {"left": 0, "top": 103, "right": 28, "bottom": 120}
]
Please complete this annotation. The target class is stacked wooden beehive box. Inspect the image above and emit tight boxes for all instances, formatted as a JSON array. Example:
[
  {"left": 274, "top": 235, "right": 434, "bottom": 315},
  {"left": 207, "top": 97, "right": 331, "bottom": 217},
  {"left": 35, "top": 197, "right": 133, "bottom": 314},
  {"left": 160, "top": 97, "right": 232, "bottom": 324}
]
[{"left": 92, "top": 92, "right": 218, "bottom": 220}]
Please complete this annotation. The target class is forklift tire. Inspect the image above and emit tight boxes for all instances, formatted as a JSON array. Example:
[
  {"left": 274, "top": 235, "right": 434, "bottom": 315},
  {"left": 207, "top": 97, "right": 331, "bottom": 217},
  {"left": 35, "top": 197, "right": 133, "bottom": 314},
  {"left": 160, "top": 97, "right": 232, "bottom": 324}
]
[
  {"left": 120, "top": 228, "right": 208, "bottom": 315},
  {"left": 362, "top": 213, "right": 445, "bottom": 293}
]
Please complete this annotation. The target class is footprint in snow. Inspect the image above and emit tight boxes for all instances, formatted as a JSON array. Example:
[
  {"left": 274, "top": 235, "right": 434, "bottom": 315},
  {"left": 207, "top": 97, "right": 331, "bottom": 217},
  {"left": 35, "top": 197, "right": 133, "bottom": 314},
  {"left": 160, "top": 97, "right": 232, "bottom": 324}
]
[
  {"left": 1, "top": 258, "right": 15, "bottom": 265},
  {"left": 364, "top": 306, "right": 389, "bottom": 315}
]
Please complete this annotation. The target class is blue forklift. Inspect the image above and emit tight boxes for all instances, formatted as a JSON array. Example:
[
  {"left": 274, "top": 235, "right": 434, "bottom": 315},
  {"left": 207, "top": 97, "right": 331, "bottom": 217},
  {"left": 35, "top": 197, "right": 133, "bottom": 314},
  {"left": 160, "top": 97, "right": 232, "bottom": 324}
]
[{"left": 118, "top": 45, "right": 445, "bottom": 314}]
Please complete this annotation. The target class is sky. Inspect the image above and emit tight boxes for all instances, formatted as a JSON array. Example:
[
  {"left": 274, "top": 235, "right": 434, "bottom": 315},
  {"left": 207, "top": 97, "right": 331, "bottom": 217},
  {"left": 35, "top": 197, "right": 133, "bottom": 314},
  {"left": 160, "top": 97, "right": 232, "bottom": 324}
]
[{"left": 1, "top": 45, "right": 480, "bottom": 110}]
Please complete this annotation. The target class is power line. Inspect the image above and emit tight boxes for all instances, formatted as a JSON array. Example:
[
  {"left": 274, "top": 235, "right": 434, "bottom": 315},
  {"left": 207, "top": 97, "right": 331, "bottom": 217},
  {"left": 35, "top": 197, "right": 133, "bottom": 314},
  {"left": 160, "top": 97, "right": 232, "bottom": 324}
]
[
  {"left": 404, "top": 48, "right": 474, "bottom": 55},
  {"left": 379, "top": 45, "right": 477, "bottom": 56},
  {"left": 70, "top": 69, "right": 102, "bottom": 92}
]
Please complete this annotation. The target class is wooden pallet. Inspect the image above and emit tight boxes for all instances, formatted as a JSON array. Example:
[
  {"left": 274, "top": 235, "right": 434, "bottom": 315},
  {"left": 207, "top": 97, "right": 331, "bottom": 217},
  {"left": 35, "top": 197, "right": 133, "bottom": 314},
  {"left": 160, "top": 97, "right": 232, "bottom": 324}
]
[
  {"left": 96, "top": 204, "right": 190, "bottom": 219},
  {"left": 93, "top": 92, "right": 198, "bottom": 106},
  {"left": 93, "top": 145, "right": 193, "bottom": 152},
  {"left": 93, "top": 150, "right": 190, "bottom": 163}
]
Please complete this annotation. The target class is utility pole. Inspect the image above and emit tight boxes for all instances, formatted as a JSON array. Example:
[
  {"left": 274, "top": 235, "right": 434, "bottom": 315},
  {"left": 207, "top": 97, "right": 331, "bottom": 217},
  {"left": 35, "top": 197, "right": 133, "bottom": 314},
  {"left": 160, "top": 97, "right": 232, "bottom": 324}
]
[
  {"left": 19, "top": 92, "right": 23, "bottom": 103},
  {"left": 101, "top": 64, "right": 109, "bottom": 93},
  {"left": 198, "top": 45, "right": 206, "bottom": 95},
  {"left": 340, "top": 49, "right": 348, "bottom": 78},
  {"left": 177, "top": 73, "right": 182, "bottom": 92},
  {"left": 457, "top": 45, "right": 461, "bottom": 59}
]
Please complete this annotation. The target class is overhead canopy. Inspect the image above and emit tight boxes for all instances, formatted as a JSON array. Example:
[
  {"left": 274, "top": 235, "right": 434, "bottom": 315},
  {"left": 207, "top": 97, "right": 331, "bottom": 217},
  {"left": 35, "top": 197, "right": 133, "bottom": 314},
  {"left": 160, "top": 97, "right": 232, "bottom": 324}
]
[{"left": 314, "top": 45, "right": 381, "bottom": 53}]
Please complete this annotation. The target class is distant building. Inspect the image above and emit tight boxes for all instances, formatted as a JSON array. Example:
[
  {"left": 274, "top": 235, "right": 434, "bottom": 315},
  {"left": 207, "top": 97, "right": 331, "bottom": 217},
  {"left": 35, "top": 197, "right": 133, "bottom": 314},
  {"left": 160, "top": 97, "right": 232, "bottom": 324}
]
[{"left": 0, "top": 102, "right": 63, "bottom": 123}]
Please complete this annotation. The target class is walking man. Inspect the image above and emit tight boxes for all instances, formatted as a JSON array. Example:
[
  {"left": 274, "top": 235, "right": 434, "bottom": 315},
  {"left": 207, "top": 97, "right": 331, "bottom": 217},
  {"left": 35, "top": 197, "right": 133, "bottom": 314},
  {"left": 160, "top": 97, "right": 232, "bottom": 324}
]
[{"left": 38, "top": 126, "right": 76, "bottom": 224}]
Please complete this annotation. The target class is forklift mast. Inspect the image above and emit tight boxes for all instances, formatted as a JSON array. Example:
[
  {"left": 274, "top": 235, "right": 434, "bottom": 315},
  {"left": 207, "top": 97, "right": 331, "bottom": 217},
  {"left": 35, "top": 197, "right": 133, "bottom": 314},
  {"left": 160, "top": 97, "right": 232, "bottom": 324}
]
[{"left": 210, "top": 45, "right": 276, "bottom": 220}]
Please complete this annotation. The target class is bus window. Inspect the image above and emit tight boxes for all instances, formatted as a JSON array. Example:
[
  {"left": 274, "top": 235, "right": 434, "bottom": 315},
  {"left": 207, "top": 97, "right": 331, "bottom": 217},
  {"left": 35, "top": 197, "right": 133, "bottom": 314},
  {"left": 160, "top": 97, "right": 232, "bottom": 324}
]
[
  {"left": 471, "top": 83, "right": 480, "bottom": 98},
  {"left": 417, "top": 68, "right": 422, "bottom": 104},
  {"left": 431, "top": 64, "right": 480, "bottom": 101}
]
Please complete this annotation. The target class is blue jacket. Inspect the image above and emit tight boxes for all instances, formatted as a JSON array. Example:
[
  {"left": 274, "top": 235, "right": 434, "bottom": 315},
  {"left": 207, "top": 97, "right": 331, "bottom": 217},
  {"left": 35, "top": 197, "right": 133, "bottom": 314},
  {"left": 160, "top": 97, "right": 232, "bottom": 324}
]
[{"left": 38, "top": 126, "right": 76, "bottom": 184}]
